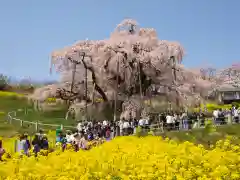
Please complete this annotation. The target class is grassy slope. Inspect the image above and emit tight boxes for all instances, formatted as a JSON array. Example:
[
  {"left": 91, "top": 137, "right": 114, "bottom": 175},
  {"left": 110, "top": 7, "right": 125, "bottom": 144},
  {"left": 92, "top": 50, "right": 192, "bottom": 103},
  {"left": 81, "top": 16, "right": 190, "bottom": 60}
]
[
  {"left": 161, "top": 124, "right": 240, "bottom": 146},
  {"left": 0, "top": 95, "right": 76, "bottom": 137},
  {"left": 0, "top": 96, "right": 28, "bottom": 137}
]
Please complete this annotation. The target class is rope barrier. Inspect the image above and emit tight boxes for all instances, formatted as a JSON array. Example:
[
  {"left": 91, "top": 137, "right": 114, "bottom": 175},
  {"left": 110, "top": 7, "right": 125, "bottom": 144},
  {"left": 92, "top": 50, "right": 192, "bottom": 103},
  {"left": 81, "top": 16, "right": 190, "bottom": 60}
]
[{"left": 7, "top": 111, "right": 76, "bottom": 131}]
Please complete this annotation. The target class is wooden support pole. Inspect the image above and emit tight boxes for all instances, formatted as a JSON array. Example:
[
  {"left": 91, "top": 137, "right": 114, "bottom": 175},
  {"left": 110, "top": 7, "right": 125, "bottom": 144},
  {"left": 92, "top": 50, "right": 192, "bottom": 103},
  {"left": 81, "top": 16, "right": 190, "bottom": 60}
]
[
  {"left": 138, "top": 62, "right": 143, "bottom": 99},
  {"left": 114, "top": 60, "right": 119, "bottom": 122},
  {"left": 84, "top": 59, "right": 88, "bottom": 121},
  {"left": 90, "top": 82, "right": 96, "bottom": 121},
  {"left": 171, "top": 56, "right": 179, "bottom": 110}
]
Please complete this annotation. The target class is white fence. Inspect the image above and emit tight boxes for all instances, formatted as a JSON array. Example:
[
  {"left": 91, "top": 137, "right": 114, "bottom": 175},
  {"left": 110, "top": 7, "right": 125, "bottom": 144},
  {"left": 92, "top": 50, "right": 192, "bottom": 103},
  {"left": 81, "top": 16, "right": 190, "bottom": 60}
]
[
  {"left": 6, "top": 111, "right": 202, "bottom": 133},
  {"left": 6, "top": 110, "right": 167, "bottom": 133},
  {"left": 7, "top": 111, "right": 76, "bottom": 132},
  {"left": 6, "top": 110, "right": 238, "bottom": 134}
]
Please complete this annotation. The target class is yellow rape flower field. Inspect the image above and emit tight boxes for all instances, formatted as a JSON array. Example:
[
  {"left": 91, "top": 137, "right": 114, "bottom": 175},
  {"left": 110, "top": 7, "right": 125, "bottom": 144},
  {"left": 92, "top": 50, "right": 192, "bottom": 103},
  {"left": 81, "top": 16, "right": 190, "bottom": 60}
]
[
  {"left": 0, "top": 91, "right": 24, "bottom": 97},
  {"left": 1, "top": 136, "right": 240, "bottom": 180}
]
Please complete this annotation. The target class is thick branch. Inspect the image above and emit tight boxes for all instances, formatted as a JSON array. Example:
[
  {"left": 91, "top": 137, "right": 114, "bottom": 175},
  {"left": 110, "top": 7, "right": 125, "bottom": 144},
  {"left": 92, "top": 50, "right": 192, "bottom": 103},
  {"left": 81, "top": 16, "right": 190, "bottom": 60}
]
[{"left": 81, "top": 56, "right": 108, "bottom": 102}]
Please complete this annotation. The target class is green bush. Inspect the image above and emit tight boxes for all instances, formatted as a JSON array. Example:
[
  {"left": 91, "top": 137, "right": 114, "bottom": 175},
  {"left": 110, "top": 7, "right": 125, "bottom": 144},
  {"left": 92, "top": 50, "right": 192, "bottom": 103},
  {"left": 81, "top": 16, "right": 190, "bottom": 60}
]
[
  {"left": 191, "top": 103, "right": 232, "bottom": 113},
  {"left": 205, "top": 103, "right": 231, "bottom": 112},
  {"left": 0, "top": 74, "right": 9, "bottom": 90},
  {"left": 231, "top": 102, "right": 240, "bottom": 108},
  {"left": 135, "top": 126, "right": 148, "bottom": 137}
]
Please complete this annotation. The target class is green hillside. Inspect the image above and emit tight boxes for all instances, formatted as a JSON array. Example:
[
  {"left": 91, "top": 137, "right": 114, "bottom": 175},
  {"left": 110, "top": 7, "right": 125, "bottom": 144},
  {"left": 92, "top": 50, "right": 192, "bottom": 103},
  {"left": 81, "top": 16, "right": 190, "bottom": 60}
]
[{"left": 0, "top": 92, "right": 76, "bottom": 137}]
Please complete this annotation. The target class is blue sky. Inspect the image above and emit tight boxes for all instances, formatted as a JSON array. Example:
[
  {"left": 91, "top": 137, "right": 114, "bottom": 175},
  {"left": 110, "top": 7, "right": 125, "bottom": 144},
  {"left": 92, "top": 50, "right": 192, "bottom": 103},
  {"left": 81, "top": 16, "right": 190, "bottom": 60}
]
[{"left": 0, "top": 0, "right": 239, "bottom": 81}]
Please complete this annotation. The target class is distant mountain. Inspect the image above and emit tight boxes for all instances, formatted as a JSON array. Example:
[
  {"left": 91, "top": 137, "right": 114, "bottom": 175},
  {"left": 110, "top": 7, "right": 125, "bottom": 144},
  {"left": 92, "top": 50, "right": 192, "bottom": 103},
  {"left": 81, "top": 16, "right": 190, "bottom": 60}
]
[
  {"left": 8, "top": 76, "right": 57, "bottom": 86},
  {"left": 42, "top": 80, "right": 58, "bottom": 85}
]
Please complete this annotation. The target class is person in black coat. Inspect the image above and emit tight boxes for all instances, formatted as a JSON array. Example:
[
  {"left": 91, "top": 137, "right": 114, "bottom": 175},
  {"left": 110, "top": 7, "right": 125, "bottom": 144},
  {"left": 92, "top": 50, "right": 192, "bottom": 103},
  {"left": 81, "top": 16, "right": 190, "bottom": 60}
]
[{"left": 32, "top": 134, "right": 40, "bottom": 156}]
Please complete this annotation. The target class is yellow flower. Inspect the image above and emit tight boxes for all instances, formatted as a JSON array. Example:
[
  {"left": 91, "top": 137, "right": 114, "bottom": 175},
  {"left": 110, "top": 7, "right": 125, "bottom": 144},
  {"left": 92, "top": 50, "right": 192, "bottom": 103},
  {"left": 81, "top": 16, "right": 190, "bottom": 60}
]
[
  {"left": 0, "top": 111, "right": 5, "bottom": 115},
  {"left": 1, "top": 135, "right": 240, "bottom": 179},
  {"left": 0, "top": 91, "right": 24, "bottom": 97}
]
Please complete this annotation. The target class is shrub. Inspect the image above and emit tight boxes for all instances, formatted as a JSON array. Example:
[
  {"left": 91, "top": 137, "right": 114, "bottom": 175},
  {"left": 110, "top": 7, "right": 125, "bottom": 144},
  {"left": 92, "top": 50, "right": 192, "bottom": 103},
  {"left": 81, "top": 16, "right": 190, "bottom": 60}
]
[
  {"left": 0, "top": 74, "right": 9, "bottom": 90},
  {"left": 232, "top": 102, "right": 240, "bottom": 108},
  {"left": 203, "top": 103, "right": 232, "bottom": 112},
  {"left": 135, "top": 126, "right": 148, "bottom": 137}
]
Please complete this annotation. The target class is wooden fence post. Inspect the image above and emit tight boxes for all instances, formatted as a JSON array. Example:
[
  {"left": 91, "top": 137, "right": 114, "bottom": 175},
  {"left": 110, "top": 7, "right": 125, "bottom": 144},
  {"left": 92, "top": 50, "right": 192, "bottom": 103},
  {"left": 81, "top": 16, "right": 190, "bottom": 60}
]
[
  {"left": 14, "top": 140, "right": 17, "bottom": 153},
  {"left": 8, "top": 115, "right": 12, "bottom": 124},
  {"left": 35, "top": 122, "right": 38, "bottom": 132},
  {"left": 30, "top": 136, "right": 32, "bottom": 146},
  {"left": 197, "top": 115, "right": 200, "bottom": 128},
  {"left": 24, "top": 108, "right": 28, "bottom": 115},
  {"left": 227, "top": 113, "right": 232, "bottom": 124},
  {"left": 20, "top": 120, "right": 23, "bottom": 127}
]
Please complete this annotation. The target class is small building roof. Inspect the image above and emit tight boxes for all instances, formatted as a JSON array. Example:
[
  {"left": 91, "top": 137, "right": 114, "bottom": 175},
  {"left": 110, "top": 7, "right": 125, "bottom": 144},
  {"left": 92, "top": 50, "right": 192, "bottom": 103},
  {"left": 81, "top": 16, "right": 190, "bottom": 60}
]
[{"left": 218, "top": 84, "right": 240, "bottom": 92}]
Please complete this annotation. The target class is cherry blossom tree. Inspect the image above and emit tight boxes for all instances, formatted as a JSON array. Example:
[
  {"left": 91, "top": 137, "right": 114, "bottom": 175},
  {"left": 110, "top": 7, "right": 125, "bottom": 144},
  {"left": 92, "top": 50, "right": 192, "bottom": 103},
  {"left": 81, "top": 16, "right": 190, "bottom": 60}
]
[
  {"left": 31, "top": 19, "right": 214, "bottom": 120},
  {"left": 200, "top": 66, "right": 216, "bottom": 81},
  {"left": 218, "top": 63, "right": 240, "bottom": 87}
]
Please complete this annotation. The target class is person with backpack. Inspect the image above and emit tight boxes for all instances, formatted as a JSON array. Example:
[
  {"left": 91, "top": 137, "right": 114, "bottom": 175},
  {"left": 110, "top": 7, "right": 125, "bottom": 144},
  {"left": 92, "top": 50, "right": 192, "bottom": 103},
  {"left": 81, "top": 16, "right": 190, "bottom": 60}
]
[
  {"left": 60, "top": 133, "right": 67, "bottom": 151},
  {"left": 17, "top": 134, "right": 29, "bottom": 156},
  {"left": 0, "top": 139, "right": 5, "bottom": 161},
  {"left": 38, "top": 129, "right": 44, "bottom": 141},
  {"left": 105, "top": 125, "right": 111, "bottom": 141},
  {"left": 218, "top": 109, "right": 225, "bottom": 125},
  {"left": 24, "top": 133, "right": 31, "bottom": 152},
  {"left": 41, "top": 136, "right": 49, "bottom": 150},
  {"left": 32, "top": 134, "right": 41, "bottom": 156}
]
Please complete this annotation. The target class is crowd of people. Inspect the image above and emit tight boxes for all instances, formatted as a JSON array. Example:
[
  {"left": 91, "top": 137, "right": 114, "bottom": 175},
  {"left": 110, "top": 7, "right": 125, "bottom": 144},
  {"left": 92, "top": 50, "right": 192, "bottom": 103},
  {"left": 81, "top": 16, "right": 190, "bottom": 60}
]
[
  {"left": 1, "top": 105, "right": 240, "bottom": 161},
  {"left": 212, "top": 106, "right": 240, "bottom": 125},
  {"left": 157, "top": 106, "right": 240, "bottom": 131}
]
